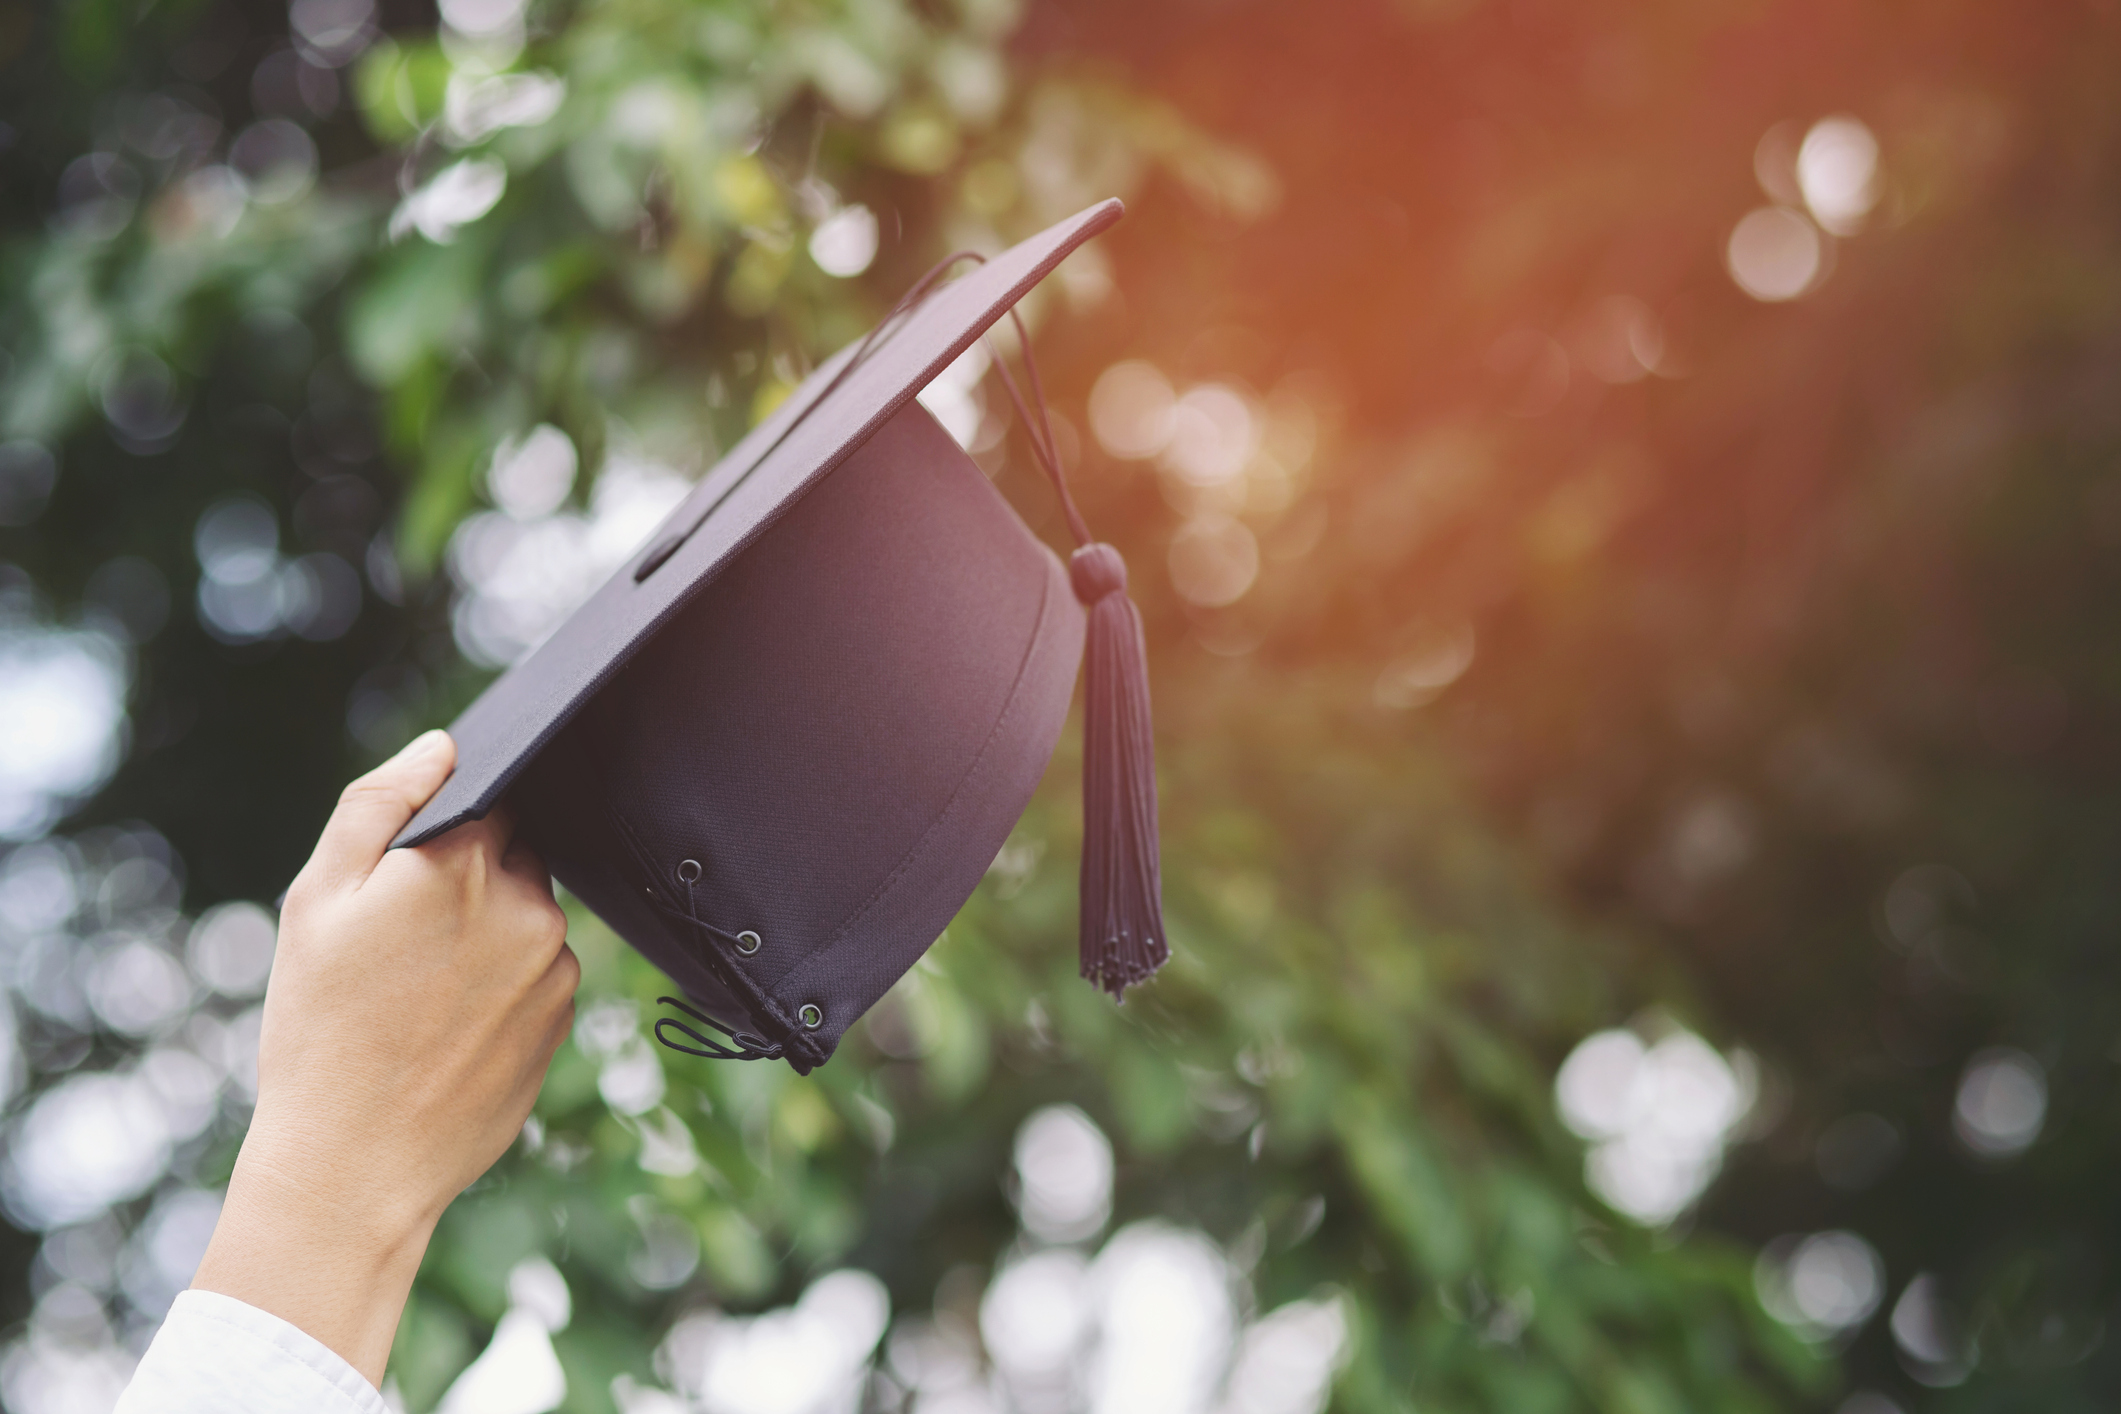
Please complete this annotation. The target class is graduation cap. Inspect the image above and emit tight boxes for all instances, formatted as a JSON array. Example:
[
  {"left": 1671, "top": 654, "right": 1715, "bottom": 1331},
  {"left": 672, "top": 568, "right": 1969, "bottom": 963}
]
[{"left": 391, "top": 200, "right": 1163, "bottom": 1073}]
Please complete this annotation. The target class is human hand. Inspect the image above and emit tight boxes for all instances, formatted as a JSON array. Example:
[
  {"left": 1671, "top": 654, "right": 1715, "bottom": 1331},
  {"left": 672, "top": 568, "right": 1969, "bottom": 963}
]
[{"left": 192, "top": 730, "right": 579, "bottom": 1386}]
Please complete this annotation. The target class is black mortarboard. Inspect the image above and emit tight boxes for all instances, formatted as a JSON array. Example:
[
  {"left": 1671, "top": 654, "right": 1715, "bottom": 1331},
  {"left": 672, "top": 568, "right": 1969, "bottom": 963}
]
[{"left": 391, "top": 200, "right": 1164, "bottom": 1073}]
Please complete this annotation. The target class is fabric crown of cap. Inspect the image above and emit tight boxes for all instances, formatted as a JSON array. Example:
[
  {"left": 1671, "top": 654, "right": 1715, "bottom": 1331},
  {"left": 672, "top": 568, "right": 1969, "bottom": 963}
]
[
  {"left": 648, "top": 247, "right": 1166, "bottom": 1065},
  {"left": 390, "top": 201, "right": 1166, "bottom": 1072}
]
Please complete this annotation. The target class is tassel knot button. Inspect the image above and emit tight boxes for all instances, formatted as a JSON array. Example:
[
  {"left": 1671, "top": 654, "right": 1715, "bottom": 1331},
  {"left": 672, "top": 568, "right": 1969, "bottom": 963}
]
[{"left": 1069, "top": 543, "right": 1128, "bottom": 604}]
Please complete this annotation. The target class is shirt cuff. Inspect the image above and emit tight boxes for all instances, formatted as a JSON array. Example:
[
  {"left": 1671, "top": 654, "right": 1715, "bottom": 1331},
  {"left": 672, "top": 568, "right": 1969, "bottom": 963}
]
[{"left": 115, "top": 1289, "right": 389, "bottom": 1414}]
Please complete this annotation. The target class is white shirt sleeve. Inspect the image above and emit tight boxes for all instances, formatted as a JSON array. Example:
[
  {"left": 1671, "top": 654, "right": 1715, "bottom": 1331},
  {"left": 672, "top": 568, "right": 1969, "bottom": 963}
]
[{"left": 113, "top": 1289, "right": 390, "bottom": 1414}]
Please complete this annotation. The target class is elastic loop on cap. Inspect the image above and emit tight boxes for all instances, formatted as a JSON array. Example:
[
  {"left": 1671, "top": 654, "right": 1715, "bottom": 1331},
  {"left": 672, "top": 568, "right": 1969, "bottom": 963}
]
[
  {"left": 654, "top": 996, "right": 784, "bottom": 1061},
  {"left": 1069, "top": 543, "right": 1128, "bottom": 604}
]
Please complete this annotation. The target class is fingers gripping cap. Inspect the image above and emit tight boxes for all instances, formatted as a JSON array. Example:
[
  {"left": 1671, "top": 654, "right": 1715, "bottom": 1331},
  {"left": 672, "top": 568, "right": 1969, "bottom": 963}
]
[{"left": 389, "top": 200, "right": 1167, "bottom": 1072}]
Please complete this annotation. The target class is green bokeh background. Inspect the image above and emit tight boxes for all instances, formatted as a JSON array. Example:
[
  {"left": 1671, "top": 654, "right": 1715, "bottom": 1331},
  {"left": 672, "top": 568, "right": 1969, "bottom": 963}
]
[{"left": 4, "top": 0, "right": 2119, "bottom": 1409}]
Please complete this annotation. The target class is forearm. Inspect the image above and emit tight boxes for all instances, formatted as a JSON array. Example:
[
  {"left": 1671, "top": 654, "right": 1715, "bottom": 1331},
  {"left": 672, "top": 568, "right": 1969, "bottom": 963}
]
[{"left": 192, "top": 1124, "right": 438, "bottom": 1388}]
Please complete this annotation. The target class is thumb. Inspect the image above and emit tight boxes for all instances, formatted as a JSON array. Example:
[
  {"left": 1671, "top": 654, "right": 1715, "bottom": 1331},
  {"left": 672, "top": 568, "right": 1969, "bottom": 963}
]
[{"left": 306, "top": 730, "right": 458, "bottom": 890}]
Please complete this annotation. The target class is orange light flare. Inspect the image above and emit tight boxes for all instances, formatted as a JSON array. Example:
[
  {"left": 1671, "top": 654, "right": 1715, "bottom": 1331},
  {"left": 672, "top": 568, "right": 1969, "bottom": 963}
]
[{"left": 1017, "top": 0, "right": 2063, "bottom": 784}]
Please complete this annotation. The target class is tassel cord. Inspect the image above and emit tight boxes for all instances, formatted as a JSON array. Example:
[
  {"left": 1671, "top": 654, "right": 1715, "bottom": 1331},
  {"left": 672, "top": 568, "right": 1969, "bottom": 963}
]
[
  {"left": 981, "top": 305, "right": 1166, "bottom": 998},
  {"left": 986, "top": 317, "right": 1092, "bottom": 548}
]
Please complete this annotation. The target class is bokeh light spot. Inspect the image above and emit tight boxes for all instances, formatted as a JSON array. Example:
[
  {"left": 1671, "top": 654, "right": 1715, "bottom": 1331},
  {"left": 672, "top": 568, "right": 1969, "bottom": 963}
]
[
  {"left": 228, "top": 120, "right": 319, "bottom": 205},
  {"left": 1220, "top": 1297, "right": 1349, "bottom": 1414},
  {"left": 97, "top": 350, "right": 186, "bottom": 451},
  {"left": 448, "top": 454, "right": 690, "bottom": 667},
  {"left": 1087, "top": 1224, "right": 1234, "bottom": 1414},
  {"left": 1373, "top": 622, "right": 1474, "bottom": 710},
  {"left": 186, "top": 901, "right": 277, "bottom": 998},
  {"left": 0, "top": 1073, "right": 173, "bottom": 1230},
  {"left": 662, "top": 1269, "right": 890, "bottom": 1414},
  {"left": 289, "top": 0, "right": 376, "bottom": 64},
  {"left": 438, "top": 1259, "right": 571, "bottom": 1414},
  {"left": 916, "top": 342, "right": 991, "bottom": 451},
  {"left": 810, "top": 205, "right": 879, "bottom": 278},
  {"left": 1726, "top": 207, "right": 1823, "bottom": 302},
  {"left": 1555, "top": 1026, "right": 1752, "bottom": 1225},
  {"left": 1891, "top": 1274, "right": 1971, "bottom": 1386},
  {"left": 0, "top": 616, "right": 129, "bottom": 842},
  {"left": 1167, "top": 517, "right": 1259, "bottom": 608},
  {"left": 1014, "top": 1105, "right": 1114, "bottom": 1245},
  {"left": 392, "top": 158, "right": 508, "bottom": 244},
  {"left": 87, "top": 940, "right": 193, "bottom": 1036},
  {"left": 488, "top": 425, "right": 580, "bottom": 520},
  {"left": 1159, "top": 385, "right": 1256, "bottom": 488},
  {"left": 1755, "top": 1230, "right": 1885, "bottom": 1341},
  {"left": 981, "top": 1249, "right": 1090, "bottom": 1387},
  {"left": 118, "top": 1188, "right": 222, "bottom": 1318},
  {"left": 1798, "top": 116, "right": 1880, "bottom": 235},
  {"left": 1089, "top": 362, "right": 1177, "bottom": 460},
  {"left": 1572, "top": 297, "right": 1666, "bottom": 384},
  {"left": 194, "top": 498, "right": 279, "bottom": 585},
  {"left": 1952, "top": 1048, "right": 2045, "bottom": 1159},
  {"left": 446, "top": 71, "right": 566, "bottom": 144}
]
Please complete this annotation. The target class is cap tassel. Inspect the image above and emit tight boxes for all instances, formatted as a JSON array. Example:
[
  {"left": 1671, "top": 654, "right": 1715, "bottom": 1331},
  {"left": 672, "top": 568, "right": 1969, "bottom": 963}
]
[
  {"left": 1070, "top": 544, "right": 1166, "bottom": 997},
  {"left": 983, "top": 292, "right": 1168, "bottom": 999}
]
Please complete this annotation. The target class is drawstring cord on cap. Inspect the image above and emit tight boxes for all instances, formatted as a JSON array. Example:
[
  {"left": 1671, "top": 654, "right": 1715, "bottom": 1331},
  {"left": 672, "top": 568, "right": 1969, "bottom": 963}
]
[{"left": 584, "top": 782, "right": 796, "bottom": 1063}]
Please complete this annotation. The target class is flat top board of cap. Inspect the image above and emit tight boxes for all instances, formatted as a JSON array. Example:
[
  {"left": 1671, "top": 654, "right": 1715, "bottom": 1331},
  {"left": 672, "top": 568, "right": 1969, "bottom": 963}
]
[{"left": 388, "top": 199, "right": 1162, "bottom": 1072}]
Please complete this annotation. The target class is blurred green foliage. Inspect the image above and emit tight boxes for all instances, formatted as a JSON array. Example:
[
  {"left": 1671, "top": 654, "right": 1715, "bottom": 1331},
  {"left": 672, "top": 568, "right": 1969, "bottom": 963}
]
[
  {"left": 16, "top": 0, "right": 2121, "bottom": 1410},
  {"left": 0, "top": 0, "right": 1809, "bottom": 1406},
  {"left": 465, "top": 691, "right": 1813, "bottom": 1413}
]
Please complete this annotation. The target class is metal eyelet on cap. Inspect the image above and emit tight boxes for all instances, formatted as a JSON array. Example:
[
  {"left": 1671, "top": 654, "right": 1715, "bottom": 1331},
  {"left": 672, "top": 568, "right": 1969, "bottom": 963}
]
[
  {"left": 798, "top": 1003, "right": 824, "bottom": 1029},
  {"left": 735, "top": 930, "right": 762, "bottom": 955},
  {"left": 675, "top": 859, "right": 702, "bottom": 884}
]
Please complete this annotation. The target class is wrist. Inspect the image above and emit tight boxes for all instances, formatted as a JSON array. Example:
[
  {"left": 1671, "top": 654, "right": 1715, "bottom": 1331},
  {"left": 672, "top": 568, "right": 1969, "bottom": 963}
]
[{"left": 237, "top": 1100, "right": 447, "bottom": 1249}]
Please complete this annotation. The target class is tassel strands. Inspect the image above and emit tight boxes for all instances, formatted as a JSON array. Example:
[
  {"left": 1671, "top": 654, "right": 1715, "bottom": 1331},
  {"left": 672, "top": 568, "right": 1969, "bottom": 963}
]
[{"left": 1070, "top": 544, "right": 1166, "bottom": 996}]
